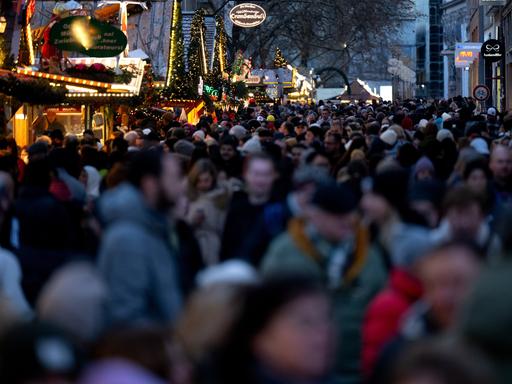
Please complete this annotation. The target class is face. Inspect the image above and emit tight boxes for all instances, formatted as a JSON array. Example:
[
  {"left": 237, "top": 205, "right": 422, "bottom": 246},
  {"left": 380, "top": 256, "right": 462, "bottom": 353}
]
[
  {"left": 311, "top": 154, "right": 330, "bottom": 169},
  {"left": 291, "top": 147, "right": 304, "bottom": 166},
  {"left": 360, "top": 192, "right": 393, "bottom": 225},
  {"left": 445, "top": 203, "right": 484, "bottom": 239},
  {"left": 490, "top": 146, "right": 512, "bottom": 183},
  {"left": 220, "top": 144, "right": 236, "bottom": 161},
  {"left": 324, "top": 136, "right": 339, "bottom": 154},
  {"left": 307, "top": 207, "right": 356, "bottom": 243},
  {"left": 418, "top": 247, "right": 481, "bottom": 329},
  {"left": 295, "top": 125, "right": 306, "bottom": 136},
  {"left": 279, "top": 123, "right": 289, "bottom": 135},
  {"left": 305, "top": 131, "right": 315, "bottom": 144},
  {"left": 158, "top": 156, "right": 186, "bottom": 210},
  {"left": 253, "top": 294, "right": 335, "bottom": 380},
  {"left": 196, "top": 172, "right": 214, "bottom": 193},
  {"left": 321, "top": 110, "right": 330, "bottom": 120},
  {"left": 466, "top": 169, "right": 487, "bottom": 194},
  {"left": 244, "top": 159, "right": 276, "bottom": 199}
]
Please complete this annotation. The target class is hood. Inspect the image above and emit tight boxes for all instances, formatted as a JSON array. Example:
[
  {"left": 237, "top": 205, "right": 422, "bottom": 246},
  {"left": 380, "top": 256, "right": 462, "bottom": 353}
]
[{"left": 98, "top": 184, "right": 167, "bottom": 235}]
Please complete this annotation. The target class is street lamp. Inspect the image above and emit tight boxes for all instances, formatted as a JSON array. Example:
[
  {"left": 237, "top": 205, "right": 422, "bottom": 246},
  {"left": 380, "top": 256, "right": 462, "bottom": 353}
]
[{"left": 0, "top": 17, "right": 7, "bottom": 34}]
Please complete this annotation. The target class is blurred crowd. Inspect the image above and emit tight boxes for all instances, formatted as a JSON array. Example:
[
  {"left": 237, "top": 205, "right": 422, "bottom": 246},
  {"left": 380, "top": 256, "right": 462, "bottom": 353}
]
[{"left": 0, "top": 97, "right": 510, "bottom": 384}]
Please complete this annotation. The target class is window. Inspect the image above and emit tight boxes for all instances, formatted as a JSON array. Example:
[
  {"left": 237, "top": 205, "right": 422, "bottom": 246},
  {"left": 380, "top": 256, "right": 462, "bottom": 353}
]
[{"left": 183, "top": 0, "right": 198, "bottom": 12}]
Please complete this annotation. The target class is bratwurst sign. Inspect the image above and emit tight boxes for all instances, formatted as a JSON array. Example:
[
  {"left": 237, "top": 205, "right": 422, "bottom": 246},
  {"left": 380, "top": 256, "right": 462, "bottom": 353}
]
[
  {"left": 229, "top": 3, "right": 266, "bottom": 28},
  {"left": 50, "top": 16, "right": 128, "bottom": 57}
]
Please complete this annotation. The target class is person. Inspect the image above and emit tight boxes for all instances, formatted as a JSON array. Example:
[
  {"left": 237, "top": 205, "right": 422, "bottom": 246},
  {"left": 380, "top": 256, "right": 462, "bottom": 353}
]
[
  {"left": 211, "top": 277, "right": 336, "bottom": 384},
  {"left": 261, "top": 182, "right": 387, "bottom": 384},
  {"left": 369, "top": 242, "right": 483, "bottom": 383},
  {"left": 220, "top": 154, "right": 283, "bottom": 265},
  {"left": 391, "top": 341, "right": 496, "bottom": 384},
  {"left": 489, "top": 145, "right": 512, "bottom": 207},
  {"left": 97, "top": 150, "right": 184, "bottom": 325},
  {"left": 186, "top": 159, "right": 230, "bottom": 266},
  {"left": 317, "top": 107, "right": 332, "bottom": 126},
  {"left": 324, "top": 133, "right": 344, "bottom": 173}
]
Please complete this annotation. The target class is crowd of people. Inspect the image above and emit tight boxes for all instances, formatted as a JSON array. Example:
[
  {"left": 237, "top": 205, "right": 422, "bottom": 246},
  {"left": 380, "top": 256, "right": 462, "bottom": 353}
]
[{"left": 0, "top": 96, "right": 510, "bottom": 384}]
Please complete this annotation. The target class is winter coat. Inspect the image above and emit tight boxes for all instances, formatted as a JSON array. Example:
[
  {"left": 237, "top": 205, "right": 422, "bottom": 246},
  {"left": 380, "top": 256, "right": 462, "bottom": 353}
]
[
  {"left": 97, "top": 184, "right": 182, "bottom": 326},
  {"left": 186, "top": 188, "right": 230, "bottom": 266},
  {"left": 261, "top": 219, "right": 387, "bottom": 384},
  {"left": 361, "top": 269, "right": 423, "bottom": 378}
]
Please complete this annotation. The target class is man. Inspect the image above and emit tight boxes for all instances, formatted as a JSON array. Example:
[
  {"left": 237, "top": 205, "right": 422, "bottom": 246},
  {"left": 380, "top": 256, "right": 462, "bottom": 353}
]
[
  {"left": 294, "top": 120, "right": 307, "bottom": 142},
  {"left": 220, "top": 153, "right": 284, "bottom": 265},
  {"left": 262, "top": 182, "right": 387, "bottom": 384},
  {"left": 324, "top": 132, "right": 344, "bottom": 172},
  {"left": 317, "top": 106, "right": 332, "bottom": 126},
  {"left": 489, "top": 144, "right": 512, "bottom": 206},
  {"left": 98, "top": 150, "right": 185, "bottom": 325},
  {"left": 278, "top": 121, "right": 295, "bottom": 138}
]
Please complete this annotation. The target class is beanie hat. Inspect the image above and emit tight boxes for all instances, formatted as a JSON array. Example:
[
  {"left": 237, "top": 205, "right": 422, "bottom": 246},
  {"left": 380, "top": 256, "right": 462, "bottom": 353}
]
[
  {"left": 418, "top": 119, "right": 429, "bottom": 129},
  {"left": 173, "top": 139, "right": 195, "bottom": 157},
  {"left": 192, "top": 130, "right": 205, "bottom": 141},
  {"left": 380, "top": 129, "right": 398, "bottom": 146},
  {"left": 311, "top": 182, "right": 357, "bottom": 214},
  {"left": 229, "top": 125, "right": 247, "bottom": 140},
  {"left": 241, "top": 137, "right": 262, "bottom": 154},
  {"left": 266, "top": 115, "right": 275, "bottom": 122},
  {"left": 414, "top": 156, "right": 435, "bottom": 177},
  {"left": 436, "top": 129, "right": 454, "bottom": 142},
  {"left": 470, "top": 138, "right": 490, "bottom": 156},
  {"left": 372, "top": 168, "right": 409, "bottom": 210},
  {"left": 487, "top": 107, "right": 497, "bottom": 117},
  {"left": 442, "top": 112, "right": 452, "bottom": 122}
]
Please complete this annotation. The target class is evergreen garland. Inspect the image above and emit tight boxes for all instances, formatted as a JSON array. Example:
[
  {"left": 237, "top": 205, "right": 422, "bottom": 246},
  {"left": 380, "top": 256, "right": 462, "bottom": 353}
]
[
  {"left": 273, "top": 47, "right": 288, "bottom": 68},
  {"left": 165, "top": 0, "right": 191, "bottom": 98},
  {"left": 211, "top": 14, "right": 228, "bottom": 77},
  {"left": 187, "top": 9, "right": 208, "bottom": 95}
]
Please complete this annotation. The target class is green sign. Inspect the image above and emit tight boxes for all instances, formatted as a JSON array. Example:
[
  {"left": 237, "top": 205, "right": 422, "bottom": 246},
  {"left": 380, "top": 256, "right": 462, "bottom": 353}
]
[
  {"left": 50, "top": 16, "right": 127, "bottom": 57},
  {"left": 204, "top": 84, "right": 220, "bottom": 99}
]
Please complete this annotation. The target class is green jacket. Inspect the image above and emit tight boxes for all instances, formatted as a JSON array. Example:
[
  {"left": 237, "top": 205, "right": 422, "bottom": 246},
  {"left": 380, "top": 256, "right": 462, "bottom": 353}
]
[{"left": 261, "top": 219, "right": 388, "bottom": 384}]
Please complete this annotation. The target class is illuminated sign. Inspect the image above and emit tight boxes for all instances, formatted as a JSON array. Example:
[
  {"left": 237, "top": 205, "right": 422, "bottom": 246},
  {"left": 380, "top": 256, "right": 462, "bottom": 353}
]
[
  {"left": 455, "top": 42, "right": 482, "bottom": 68},
  {"left": 481, "top": 39, "right": 504, "bottom": 62},
  {"left": 229, "top": 3, "right": 266, "bottom": 28},
  {"left": 204, "top": 84, "right": 220, "bottom": 100}
]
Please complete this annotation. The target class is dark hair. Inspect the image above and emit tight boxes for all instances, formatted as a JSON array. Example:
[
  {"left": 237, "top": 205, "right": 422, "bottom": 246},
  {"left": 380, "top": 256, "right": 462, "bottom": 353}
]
[
  {"left": 214, "top": 277, "right": 326, "bottom": 384},
  {"left": 125, "top": 149, "right": 163, "bottom": 188},
  {"left": 282, "top": 122, "right": 294, "bottom": 135},
  {"left": 463, "top": 159, "right": 492, "bottom": 181},
  {"left": 442, "top": 185, "right": 485, "bottom": 214}
]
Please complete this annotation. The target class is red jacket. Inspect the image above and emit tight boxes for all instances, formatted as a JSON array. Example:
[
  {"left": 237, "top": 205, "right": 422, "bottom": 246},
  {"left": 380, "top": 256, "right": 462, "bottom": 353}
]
[{"left": 361, "top": 268, "right": 423, "bottom": 378}]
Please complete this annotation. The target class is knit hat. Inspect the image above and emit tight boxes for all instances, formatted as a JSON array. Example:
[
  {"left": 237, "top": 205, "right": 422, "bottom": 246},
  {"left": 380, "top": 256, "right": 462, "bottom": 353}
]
[
  {"left": 418, "top": 119, "right": 429, "bottom": 129},
  {"left": 470, "top": 138, "right": 490, "bottom": 156},
  {"left": 241, "top": 137, "right": 262, "bottom": 154},
  {"left": 311, "top": 182, "right": 357, "bottom": 215},
  {"left": 192, "top": 130, "right": 205, "bottom": 141},
  {"left": 266, "top": 115, "right": 275, "bottom": 122},
  {"left": 487, "top": 107, "right": 497, "bottom": 117},
  {"left": 229, "top": 125, "right": 248, "bottom": 140},
  {"left": 436, "top": 129, "right": 454, "bottom": 142},
  {"left": 196, "top": 260, "right": 260, "bottom": 288},
  {"left": 380, "top": 129, "right": 398, "bottom": 146},
  {"left": 414, "top": 156, "right": 435, "bottom": 177},
  {"left": 372, "top": 168, "right": 409, "bottom": 210},
  {"left": 441, "top": 112, "right": 452, "bottom": 121},
  {"left": 173, "top": 139, "right": 195, "bottom": 157}
]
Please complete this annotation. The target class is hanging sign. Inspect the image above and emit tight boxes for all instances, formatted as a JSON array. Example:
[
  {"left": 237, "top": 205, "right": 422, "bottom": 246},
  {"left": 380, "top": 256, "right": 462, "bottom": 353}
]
[
  {"left": 229, "top": 3, "right": 266, "bottom": 28},
  {"left": 473, "top": 85, "right": 490, "bottom": 102},
  {"left": 481, "top": 39, "right": 504, "bottom": 63},
  {"left": 50, "top": 16, "right": 128, "bottom": 57}
]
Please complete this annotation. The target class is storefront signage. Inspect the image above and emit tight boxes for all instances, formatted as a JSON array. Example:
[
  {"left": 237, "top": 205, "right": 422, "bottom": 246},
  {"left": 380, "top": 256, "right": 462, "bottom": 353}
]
[
  {"left": 50, "top": 16, "right": 128, "bottom": 57},
  {"left": 481, "top": 39, "right": 504, "bottom": 62},
  {"left": 229, "top": 3, "right": 266, "bottom": 28},
  {"left": 455, "top": 42, "right": 481, "bottom": 68},
  {"left": 204, "top": 84, "right": 220, "bottom": 100}
]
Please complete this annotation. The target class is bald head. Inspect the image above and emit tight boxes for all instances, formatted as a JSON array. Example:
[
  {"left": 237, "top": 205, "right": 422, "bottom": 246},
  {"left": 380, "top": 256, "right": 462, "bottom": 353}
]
[{"left": 490, "top": 145, "right": 512, "bottom": 184}]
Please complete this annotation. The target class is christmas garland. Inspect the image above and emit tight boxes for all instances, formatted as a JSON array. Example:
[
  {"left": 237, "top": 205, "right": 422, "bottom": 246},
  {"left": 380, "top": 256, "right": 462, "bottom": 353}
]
[
  {"left": 65, "top": 63, "right": 135, "bottom": 84},
  {"left": 0, "top": 74, "right": 66, "bottom": 104}
]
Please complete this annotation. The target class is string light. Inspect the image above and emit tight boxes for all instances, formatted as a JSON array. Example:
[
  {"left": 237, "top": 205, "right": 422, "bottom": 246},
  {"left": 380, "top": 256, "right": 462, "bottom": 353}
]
[{"left": 17, "top": 69, "right": 112, "bottom": 89}]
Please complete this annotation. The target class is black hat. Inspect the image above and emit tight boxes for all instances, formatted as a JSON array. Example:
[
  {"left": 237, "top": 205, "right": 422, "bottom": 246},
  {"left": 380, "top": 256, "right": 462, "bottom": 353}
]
[
  {"left": 372, "top": 168, "right": 409, "bottom": 210},
  {"left": 311, "top": 182, "right": 357, "bottom": 214}
]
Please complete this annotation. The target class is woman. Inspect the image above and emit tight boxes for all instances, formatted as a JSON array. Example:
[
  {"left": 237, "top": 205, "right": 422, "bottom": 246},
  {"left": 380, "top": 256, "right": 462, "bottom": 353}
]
[
  {"left": 211, "top": 277, "right": 335, "bottom": 384},
  {"left": 186, "top": 159, "right": 230, "bottom": 266}
]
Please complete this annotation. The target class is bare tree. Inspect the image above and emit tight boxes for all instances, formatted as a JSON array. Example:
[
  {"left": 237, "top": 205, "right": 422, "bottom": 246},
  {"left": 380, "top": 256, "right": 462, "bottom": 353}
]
[{"left": 235, "top": 0, "right": 416, "bottom": 85}]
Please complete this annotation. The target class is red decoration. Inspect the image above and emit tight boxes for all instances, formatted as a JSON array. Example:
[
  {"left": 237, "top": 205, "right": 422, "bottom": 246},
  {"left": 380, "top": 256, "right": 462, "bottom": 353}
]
[
  {"left": 90, "top": 63, "right": 107, "bottom": 72},
  {"left": 74, "top": 64, "right": 88, "bottom": 71}
]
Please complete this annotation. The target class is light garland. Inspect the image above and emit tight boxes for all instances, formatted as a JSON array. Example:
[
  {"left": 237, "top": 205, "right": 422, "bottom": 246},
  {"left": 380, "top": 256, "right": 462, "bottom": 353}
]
[{"left": 17, "top": 69, "right": 112, "bottom": 88}]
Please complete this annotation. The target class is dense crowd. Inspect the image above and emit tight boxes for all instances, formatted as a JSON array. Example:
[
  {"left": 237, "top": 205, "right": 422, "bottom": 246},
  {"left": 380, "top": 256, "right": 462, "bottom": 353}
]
[{"left": 0, "top": 97, "right": 510, "bottom": 384}]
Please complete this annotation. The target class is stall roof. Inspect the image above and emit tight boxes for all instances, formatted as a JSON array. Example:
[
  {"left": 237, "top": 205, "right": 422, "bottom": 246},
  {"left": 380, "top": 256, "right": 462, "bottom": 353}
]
[{"left": 337, "top": 79, "right": 380, "bottom": 102}]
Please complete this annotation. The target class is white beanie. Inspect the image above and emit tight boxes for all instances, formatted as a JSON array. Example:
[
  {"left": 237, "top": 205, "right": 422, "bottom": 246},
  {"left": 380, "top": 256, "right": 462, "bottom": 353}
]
[
  {"left": 380, "top": 129, "right": 398, "bottom": 146},
  {"left": 419, "top": 119, "right": 429, "bottom": 129},
  {"left": 470, "top": 138, "right": 490, "bottom": 155},
  {"left": 196, "top": 260, "right": 260, "bottom": 288},
  {"left": 192, "top": 130, "right": 205, "bottom": 141},
  {"left": 436, "top": 129, "right": 454, "bottom": 142},
  {"left": 241, "top": 137, "right": 262, "bottom": 154},
  {"left": 441, "top": 112, "right": 452, "bottom": 122}
]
